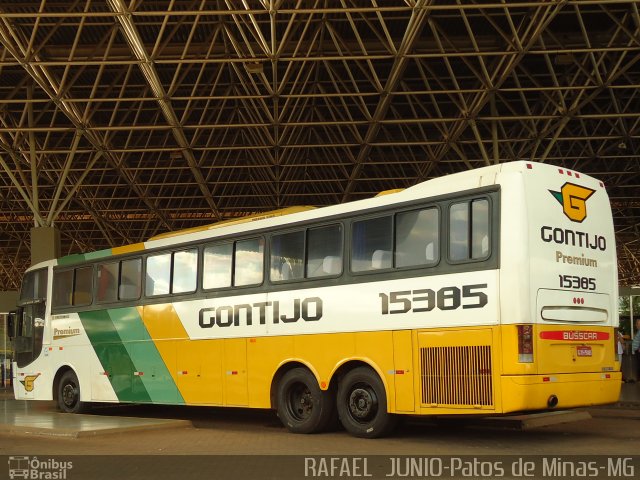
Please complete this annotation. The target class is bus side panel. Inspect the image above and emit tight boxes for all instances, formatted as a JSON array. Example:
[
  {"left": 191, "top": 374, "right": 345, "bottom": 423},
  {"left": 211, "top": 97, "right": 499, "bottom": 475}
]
[
  {"left": 143, "top": 303, "right": 224, "bottom": 406},
  {"left": 393, "top": 330, "right": 415, "bottom": 412},
  {"left": 177, "top": 339, "right": 224, "bottom": 405},
  {"left": 45, "top": 311, "right": 118, "bottom": 403},
  {"left": 247, "top": 336, "right": 295, "bottom": 408},
  {"left": 223, "top": 338, "right": 249, "bottom": 406},
  {"left": 80, "top": 307, "right": 183, "bottom": 404}
]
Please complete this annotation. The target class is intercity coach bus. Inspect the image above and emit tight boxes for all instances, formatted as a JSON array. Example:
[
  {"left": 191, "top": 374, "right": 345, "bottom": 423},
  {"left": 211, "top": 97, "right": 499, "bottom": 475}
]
[{"left": 8, "top": 161, "right": 621, "bottom": 438}]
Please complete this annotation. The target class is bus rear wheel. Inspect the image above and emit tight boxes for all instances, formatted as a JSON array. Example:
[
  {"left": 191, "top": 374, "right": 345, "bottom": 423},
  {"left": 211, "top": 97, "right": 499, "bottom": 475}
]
[
  {"left": 276, "top": 367, "right": 336, "bottom": 434},
  {"left": 337, "top": 366, "right": 397, "bottom": 438},
  {"left": 57, "top": 370, "right": 88, "bottom": 414}
]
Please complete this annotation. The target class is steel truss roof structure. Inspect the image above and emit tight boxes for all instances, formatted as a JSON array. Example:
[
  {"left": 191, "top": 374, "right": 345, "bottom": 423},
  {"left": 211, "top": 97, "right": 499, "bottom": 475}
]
[{"left": 0, "top": 0, "right": 639, "bottom": 290}]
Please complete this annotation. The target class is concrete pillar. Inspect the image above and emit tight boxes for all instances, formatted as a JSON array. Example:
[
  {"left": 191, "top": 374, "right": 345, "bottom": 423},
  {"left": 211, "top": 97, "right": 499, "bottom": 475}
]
[
  {"left": 30, "top": 226, "right": 61, "bottom": 266},
  {"left": 0, "top": 291, "right": 18, "bottom": 313}
]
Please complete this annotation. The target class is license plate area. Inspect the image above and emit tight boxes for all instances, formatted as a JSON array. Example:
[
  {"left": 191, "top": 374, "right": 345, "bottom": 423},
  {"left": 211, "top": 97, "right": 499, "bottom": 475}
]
[{"left": 576, "top": 345, "right": 592, "bottom": 357}]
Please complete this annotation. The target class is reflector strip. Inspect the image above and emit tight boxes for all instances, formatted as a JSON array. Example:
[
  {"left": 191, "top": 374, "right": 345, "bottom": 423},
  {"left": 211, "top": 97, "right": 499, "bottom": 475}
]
[{"left": 540, "top": 331, "right": 609, "bottom": 341}]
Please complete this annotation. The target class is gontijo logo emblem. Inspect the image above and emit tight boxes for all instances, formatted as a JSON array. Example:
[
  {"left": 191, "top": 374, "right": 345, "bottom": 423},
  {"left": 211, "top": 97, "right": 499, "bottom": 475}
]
[
  {"left": 549, "top": 182, "right": 595, "bottom": 223},
  {"left": 19, "top": 373, "right": 40, "bottom": 392}
]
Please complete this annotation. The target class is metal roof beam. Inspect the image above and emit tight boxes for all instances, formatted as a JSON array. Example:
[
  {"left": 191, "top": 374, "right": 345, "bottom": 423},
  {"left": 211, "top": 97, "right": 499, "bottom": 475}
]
[
  {"left": 107, "top": 0, "right": 222, "bottom": 222},
  {"left": 341, "top": 0, "right": 432, "bottom": 201}
]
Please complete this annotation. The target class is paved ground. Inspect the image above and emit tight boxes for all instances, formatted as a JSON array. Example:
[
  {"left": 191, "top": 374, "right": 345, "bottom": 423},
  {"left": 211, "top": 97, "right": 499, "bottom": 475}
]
[
  {"left": 0, "top": 384, "right": 638, "bottom": 480},
  {"left": 0, "top": 384, "right": 639, "bottom": 457}
]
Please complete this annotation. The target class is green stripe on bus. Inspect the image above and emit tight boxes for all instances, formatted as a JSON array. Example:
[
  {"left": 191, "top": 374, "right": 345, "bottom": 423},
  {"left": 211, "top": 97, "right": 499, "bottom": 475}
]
[
  {"left": 84, "top": 249, "right": 114, "bottom": 261},
  {"left": 107, "top": 308, "right": 184, "bottom": 404},
  {"left": 57, "top": 253, "right": 88, "bottom": 266},
  {"left": 58, "top": 248, "right": 114, "bottom": 266},
  {"left": 79, "top": 309, "right": 151, "bottom": 403},
  {"left": 79, "top": 308, "right": 183, "bottom": 404}
]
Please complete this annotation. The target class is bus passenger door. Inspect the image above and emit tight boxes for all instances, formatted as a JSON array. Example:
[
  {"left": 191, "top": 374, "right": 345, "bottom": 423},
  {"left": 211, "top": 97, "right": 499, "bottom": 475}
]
[{"left": 223, "top": 338, "right": 248, "bottom": 406}]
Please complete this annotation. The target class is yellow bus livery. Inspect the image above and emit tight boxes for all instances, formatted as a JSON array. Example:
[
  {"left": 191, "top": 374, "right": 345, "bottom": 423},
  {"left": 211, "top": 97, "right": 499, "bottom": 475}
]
[{"left": 9, "top": 161, "right": 621, "bottom": 438}]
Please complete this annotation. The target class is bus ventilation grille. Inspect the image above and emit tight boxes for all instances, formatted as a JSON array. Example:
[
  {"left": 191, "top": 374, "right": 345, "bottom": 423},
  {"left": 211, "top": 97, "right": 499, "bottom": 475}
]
[{"left": 420, "top": 346, "right": 493, "bottom": 407}]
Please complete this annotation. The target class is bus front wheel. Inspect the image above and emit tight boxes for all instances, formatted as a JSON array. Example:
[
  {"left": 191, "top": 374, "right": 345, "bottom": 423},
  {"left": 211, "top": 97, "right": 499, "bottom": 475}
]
[
  {"left": 276, "top": 367, "right": 335, "bottom": 434},
  {"left": 337, "top": 367, "right": 397, "bottom": 438},
  {"left": 57, "top": 370, "right": 88, "bottom": 414}
]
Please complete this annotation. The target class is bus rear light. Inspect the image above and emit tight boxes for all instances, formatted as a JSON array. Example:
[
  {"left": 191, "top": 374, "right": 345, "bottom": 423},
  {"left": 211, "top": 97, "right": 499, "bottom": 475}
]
[{"left": 517, "top": 324, "right": 534, "bottom": 363}]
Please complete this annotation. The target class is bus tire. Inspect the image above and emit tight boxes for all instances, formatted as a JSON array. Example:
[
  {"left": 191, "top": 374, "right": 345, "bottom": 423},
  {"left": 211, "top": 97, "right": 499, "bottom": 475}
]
[
  {"left": 337, "top": 366, "right": 397, "bottom": 438},
  {"left": 57, "top": 370, "right": 89, "bottom": 414},
  {"left": 276, "top": 367, "right": 335, "bottom": 434}
]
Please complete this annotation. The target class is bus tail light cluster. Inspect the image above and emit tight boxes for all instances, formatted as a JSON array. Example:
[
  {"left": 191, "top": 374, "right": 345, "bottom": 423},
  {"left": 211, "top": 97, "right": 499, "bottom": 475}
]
[{"left": 517, "top": 324, "right": 534, "bottom": 363}]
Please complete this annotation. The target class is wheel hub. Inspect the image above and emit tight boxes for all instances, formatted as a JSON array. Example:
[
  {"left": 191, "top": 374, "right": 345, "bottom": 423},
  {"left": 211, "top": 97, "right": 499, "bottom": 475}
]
[
  {"left": 290, "top": 385, "right": 313, "bottom": 420},
  {"left": 62, "top": 384, "right": 77, "bottom": 407},
  {"left": 348, "top": 386, "right": 378, "bottom": 421}
]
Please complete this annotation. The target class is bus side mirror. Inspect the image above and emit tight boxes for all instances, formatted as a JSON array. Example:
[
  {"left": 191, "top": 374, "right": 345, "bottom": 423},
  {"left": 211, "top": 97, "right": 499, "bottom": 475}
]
[{"left": 7, "top": 310, "right": 16, "bottom": 340}]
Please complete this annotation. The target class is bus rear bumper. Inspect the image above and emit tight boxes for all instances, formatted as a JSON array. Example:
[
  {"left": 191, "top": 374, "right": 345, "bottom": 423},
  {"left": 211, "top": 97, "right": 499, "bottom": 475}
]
[{"left": 500, "top": 372, "right": 622, "bottom": 413}]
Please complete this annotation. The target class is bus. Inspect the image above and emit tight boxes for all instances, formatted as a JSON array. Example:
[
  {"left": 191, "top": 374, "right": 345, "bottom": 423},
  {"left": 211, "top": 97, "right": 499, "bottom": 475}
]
[{"left": 8, "top": 161, "right": 621, "bottom": 438}]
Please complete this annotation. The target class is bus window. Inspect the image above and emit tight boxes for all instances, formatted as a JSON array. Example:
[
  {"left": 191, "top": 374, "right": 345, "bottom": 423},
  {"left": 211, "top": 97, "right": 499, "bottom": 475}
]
[
  {"left": 98, "top": 259, "right": 141, "bottom": 302},
  {"left": 120, "top": 258, "right": 142, "bottom": 300},
  {"left": 396, "top": 208, "right": 439, "bottom": 267},
  {"left": 270, "top": 231, "right": 304, "bottom": 282},
  {"left": 471, "top": 199, "right": 490, "bottom": 259},
  {"left": 97, "top": 262, "right": 118, "bottom": 302},
  {"left": 449, "top": 198, "right": 490, "bottom": 262},
  {"left": 173, "top": 249, "right": 198, "bottom": 294},
  {"left": 73, "top": 266, "right": 93, "bottom": 306},
  {"left": 351, "top": 216, "right": 392, "bottom": 272},
  {"left": 146, "top": 253, "right": 171, "bottom": 296},
  {"left": 52, "top": 270, "right": 73, "bottom": 308},
  {"left": 449, "top": 202, "right": 469, "bottom": 261},
  {"left": 235, "top": 238, "right": 264, "bottom": 286},
  {"left": 307, "top": 224, "right": 342, "bottom": 278},
  {"left": 203, "top": 243, "right": 233, "bottom": 289}
]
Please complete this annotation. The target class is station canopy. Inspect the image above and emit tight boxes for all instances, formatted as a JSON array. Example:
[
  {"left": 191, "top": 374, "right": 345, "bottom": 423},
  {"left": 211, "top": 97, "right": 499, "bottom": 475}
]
[{"left": 0, "top": 1, "right": 638, "bottom": 290}]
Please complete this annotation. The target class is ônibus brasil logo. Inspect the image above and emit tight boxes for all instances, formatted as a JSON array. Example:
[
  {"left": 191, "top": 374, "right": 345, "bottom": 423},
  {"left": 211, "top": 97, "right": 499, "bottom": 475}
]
[
  {"left": 8, "top": 456, "right": 73, "bottom": 479},
  {"left": 549, "top": 182, "right": 595, "bottom": 223}
]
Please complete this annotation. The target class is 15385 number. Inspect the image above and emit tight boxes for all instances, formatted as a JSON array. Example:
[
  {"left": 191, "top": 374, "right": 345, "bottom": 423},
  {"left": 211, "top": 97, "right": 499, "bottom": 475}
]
[
  {"left": 379, "top": 283, "right": 488, "bottom": 315},
  {"left": 558, "top": 275, "right": 596, "bottom": 291}
]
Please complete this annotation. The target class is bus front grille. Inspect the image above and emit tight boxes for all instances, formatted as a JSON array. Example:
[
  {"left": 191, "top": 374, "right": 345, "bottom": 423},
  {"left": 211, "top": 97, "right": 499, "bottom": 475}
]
[{"left": 419, "top": 345, "right": 493, "bottom": 408}]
